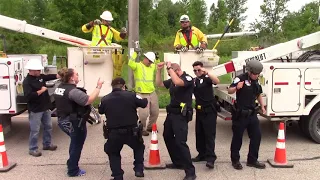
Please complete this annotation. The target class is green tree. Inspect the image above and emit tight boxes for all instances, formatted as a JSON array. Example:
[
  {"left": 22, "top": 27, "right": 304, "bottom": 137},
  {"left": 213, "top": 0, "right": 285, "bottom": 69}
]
[{"left": 225, "top": 0, "right": 248, "bottom": 31}]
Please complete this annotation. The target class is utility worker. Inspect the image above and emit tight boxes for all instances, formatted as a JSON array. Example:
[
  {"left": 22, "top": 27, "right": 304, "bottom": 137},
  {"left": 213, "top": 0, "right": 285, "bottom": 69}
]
[
  {"left": 22, "top": 59, "right": 59, "bottom": 157},
  {"left": 82, "top": 10, "right": 127, "bottom": 47},
  {"left": 227, "top": 60, "right": 266, "bottom": 170},
  {"left": 191, "top": 61, "right": 220, "bottom": 169},
  {"left": 156, "top": 62, "right": 196, "bottom": 180},
  {"left": 128, "top": 49, "right": 160, "bottom": 136},
  {"left": 174, "top": 14, "right": 208, "bottom": 54},
  {"left": 53, "top": 67, "right": 104, "bottom": 177},
  {"left": 98, "top": 77, "right": 148, "bottom": 180}
]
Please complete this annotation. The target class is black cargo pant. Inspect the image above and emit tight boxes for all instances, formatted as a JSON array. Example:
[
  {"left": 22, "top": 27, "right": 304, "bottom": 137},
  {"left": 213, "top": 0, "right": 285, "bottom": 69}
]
[
  {"left": 230, "top": 111, "right": 261, "bottom": 163},
  {"left": 163, "top": 113, "right": 195, "bottom": 176},
  {"left": 195, "top": 108, "right": 217, "bottom": 163},
  {"left": 104, "top": 128, "right": 145, "bottom": 180}
]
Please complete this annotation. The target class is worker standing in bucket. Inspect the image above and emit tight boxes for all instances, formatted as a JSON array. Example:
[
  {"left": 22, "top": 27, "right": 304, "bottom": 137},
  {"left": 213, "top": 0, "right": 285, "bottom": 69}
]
[
  {"left": 128, "top": 48, "right": 160, "bottom": 136},
  {"left": 82, "top": 10, "right": 127, "bottom": 47},
  {"left": 227, "top": 60, "right": 266, "bottom": 170},
  {"left": 174, "top": 15, "right": 208, "bottom": 54},
  {"left": 191, "top": 61, "right": 220, "bottom": 169}
]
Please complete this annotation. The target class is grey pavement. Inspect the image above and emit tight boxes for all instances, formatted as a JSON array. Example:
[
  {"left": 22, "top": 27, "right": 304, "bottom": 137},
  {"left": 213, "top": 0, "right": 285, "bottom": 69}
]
[{"left": 1, "top": 111, "right": 320, "bottom": 180}]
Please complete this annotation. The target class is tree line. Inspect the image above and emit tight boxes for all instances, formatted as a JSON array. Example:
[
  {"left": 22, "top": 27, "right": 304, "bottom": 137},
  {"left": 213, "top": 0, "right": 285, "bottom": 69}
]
[{"left": 0, "top": 0, "right": 319, "bottom": 60}]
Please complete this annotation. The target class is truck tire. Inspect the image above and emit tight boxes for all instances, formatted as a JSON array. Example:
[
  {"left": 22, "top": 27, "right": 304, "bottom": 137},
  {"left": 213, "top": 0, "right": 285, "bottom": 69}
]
[
  {"left": 299, "top": 116, "right": 311, "bottom": 138},
  {"left": 306, "top": 108, "right": 320, "bottom": 144}
]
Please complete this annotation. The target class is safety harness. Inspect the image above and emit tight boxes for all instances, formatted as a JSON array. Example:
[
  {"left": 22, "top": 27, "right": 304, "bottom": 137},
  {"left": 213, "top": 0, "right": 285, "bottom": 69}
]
[{"left": 96, "top": 24, "right": 110, "bottom": 46}]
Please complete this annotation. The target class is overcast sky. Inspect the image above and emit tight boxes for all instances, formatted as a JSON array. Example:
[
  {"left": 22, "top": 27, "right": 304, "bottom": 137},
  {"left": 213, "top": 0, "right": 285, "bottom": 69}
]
[{"left": 171, "top": 0, "right": 317, "bottom": 30}]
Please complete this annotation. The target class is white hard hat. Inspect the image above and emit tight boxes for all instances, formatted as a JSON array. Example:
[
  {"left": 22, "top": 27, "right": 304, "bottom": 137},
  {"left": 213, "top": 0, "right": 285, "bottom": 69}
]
[
  {"left": 100, "top": 10, "right": 114, "bottom": 21},
  {"left": 144, "top": 52, "right": 156, "bottom": 62},
  {"left": 180, "top": 15, "right": 190, "bottom": 22},
  {"left": 24, "top": 59, "right": 44, "bottom": 70}
]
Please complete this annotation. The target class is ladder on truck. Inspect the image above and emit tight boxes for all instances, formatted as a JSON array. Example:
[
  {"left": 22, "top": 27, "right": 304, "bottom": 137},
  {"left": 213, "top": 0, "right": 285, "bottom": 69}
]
[{"left": 212, "top": 31, "right": 320, "bottom": 120}]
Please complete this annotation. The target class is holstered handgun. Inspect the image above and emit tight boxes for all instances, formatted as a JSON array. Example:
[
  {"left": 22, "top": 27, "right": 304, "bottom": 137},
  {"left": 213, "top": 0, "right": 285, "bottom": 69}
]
[
  {"left": 133, "top": 121, "right": 143, "bottom": 143},
  {"left": 103, "top": 121, "right": 109, "bottom": 139}
]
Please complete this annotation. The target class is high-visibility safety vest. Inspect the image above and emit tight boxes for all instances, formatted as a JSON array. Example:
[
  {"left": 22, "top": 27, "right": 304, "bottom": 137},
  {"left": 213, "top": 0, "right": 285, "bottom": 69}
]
[
  {"left": 91, "top": 25, "right": 113, "bottom": 47},
  {"left": 128, "top": 56, "right": 159, "bottom": 93},
  {"left": 179, "top": 29, "right": 199, "bottom": 48}
]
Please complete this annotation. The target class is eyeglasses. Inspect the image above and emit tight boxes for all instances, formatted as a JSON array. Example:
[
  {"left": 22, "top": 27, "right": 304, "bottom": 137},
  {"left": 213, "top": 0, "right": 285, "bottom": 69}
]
[{"left": 193, "top": 69, "right": 201, "bottom": 73}]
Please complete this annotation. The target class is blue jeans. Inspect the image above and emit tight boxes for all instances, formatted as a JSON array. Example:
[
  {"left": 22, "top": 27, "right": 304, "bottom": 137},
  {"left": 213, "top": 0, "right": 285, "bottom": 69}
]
[
  {"left": 28, "top": 110, "right": 53, "bottom": 151},
  {"left": 58, "top": 117, "right": 87, "bottom": 176}
]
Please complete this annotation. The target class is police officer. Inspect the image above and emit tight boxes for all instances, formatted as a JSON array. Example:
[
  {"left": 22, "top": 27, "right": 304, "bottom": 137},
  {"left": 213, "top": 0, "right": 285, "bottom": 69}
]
[
  {"left": 98, "top": 77, "right": 148, "bottom": 180},
  {"left": 156, "top": 61, "right": 196, "bottom": 180},
  {"left": 227, "top": 60, "right": 266, "bottom": 170},
  {"left": 53, "top": 67, "right": 104, "bottom": 177},
  {"left": 191, "top": 61, "right": 220, "bottom": 169}
]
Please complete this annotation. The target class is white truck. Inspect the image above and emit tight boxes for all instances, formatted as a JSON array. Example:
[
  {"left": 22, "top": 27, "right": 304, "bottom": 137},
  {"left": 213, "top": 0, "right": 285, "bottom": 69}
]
[{"left": 167, "top": 32, "right": 320, "bottom": 144}]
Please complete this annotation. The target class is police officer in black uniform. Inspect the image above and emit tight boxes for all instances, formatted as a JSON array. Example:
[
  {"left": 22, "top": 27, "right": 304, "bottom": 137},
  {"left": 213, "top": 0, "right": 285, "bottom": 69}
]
[
  {"left": 191, "top": 61, "right": 220, "bottom": 169},
  {"left": 227, "top": 60, "right": 266, "bottom": 170},
  {"left": 156, "top": 61, "right": 196, "bottom": 180},
  {"left": 53, "top": 68, "right": 104, "bottom": 177},
  {"left": 98, "top": 77, "right": 148, "bottom": 180}
]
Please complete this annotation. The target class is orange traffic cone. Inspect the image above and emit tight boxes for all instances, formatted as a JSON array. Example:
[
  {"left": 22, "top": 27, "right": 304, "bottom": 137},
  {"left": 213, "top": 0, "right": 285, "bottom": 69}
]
[
  {"left": 267, "top": 122, "right": 294, "bottom": 168},
  {"left": 144, "top": 123, "right": 166, "bottom": 169},
  {"left": 0, "top": 125, "right": 17, "bottom": 172}
]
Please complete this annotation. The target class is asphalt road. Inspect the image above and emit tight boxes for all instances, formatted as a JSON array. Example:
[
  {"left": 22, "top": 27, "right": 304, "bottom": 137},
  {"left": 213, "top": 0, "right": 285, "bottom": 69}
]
[{"left": 1, "top": 111, "right": 320, "bottom": 180}]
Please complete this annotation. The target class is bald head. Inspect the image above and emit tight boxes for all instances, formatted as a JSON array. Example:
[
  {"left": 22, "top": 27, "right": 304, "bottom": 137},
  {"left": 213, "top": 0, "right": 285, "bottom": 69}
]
[{"left": 171, "top": 63, "right": 181, "bottom": 71}]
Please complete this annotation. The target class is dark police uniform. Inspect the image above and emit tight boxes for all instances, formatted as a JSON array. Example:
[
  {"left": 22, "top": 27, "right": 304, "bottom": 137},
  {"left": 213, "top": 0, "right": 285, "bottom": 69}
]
[
  {"left": 229, "top": 72, "right": 262, "bottom": 167},
  {"left": 98, "top": 87, "right": 148, "bottom": 180},
  {"left": 193, "top": 74, "right": 217, "bottom": 166},
  {"left": 53, "top": 83, "right": 91, "bottom": 177},
  {"left": 163, "top": 71, "right": 196, "bottom": 178}
]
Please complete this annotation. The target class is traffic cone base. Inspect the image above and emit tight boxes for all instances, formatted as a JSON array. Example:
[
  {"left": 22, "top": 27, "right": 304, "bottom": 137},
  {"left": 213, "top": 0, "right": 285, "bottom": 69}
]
[
  {"left": 268, "top": 122, "right": 293, "bottom": 168},
  {"left": 267, "top": 159, "right": 293, "bottom": 168},
  {"left": 0, "top": 162, "right": 17, "bottom": 172},
  {"left": 144, "top": 124, "right": 166, "bottom": 170},
  {"left": 0, "top": 125, "right": 17, "bottom": 172}
]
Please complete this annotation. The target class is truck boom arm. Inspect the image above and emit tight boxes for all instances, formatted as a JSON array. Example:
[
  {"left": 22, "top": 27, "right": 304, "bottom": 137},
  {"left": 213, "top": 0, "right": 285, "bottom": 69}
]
[
  {"left": 0, "top": 15, "right": 91, "bottom": 47},
  {"left": 212, "top": 31, "right": 320, "bottom": 77}
]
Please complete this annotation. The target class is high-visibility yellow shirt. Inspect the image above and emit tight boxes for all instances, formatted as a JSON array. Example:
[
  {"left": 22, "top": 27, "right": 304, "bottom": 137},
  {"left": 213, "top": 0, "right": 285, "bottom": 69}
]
[
  {"left": 173, "top": 26, "right": 207, "bottom": 48},
  {"left": 81, "top": 24, "right": 124, "bottom": 47},
  {"left": 128, "top": 53, "right": 160, "bottom": 93}
]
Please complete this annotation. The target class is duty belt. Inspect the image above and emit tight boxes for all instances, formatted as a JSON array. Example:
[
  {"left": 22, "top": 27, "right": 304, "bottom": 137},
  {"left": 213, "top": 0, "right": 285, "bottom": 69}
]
[
  {"left": 166, "top": 105, "right": 182, "bottom": 114},
  {"left": 195, "top": 103, "right": 215, "bottom": 113},
  {"left": 236, "top": 109, "right": 256, "bottom": 117}
]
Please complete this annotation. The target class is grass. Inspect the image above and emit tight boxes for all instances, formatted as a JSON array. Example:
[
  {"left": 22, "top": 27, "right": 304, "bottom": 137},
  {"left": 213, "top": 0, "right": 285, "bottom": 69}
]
[{"left": 91, "top": 54, "right": 232, "bottom": 108}]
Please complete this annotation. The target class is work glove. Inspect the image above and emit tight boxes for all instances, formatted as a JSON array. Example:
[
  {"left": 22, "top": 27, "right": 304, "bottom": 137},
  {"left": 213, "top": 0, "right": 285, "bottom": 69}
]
[
  {"left": 195, "top": 47, "right": 204, "bottom": 54},
  {"left": 120, "top": 27, "right": 127, "bottom": 33},
  {"left": 181, "top": 46, "right": 189, "bottom": 52},
  {"left": 94, "top": 19, "right": 102, "bottom": 25}
]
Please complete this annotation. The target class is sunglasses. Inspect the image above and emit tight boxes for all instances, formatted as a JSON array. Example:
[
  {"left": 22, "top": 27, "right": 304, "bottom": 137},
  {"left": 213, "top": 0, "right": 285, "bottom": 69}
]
[
  {"left": 193, "top": 69, "right": 201, "bottom": 73},
  {"left": 180, "top": 21, "right": 189, "bottom": 24}
]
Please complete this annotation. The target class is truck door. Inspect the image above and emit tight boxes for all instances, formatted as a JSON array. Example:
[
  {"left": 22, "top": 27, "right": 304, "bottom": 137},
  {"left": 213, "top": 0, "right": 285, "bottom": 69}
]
[
  {"left": 0, "top": 62, "right": 12, "bottom": 110},
  {"left": 271, "top": 68, "right": 301, "bottom": 112},
  {"left": 304, "top": 68, "right": 320, "bottom": 90}
]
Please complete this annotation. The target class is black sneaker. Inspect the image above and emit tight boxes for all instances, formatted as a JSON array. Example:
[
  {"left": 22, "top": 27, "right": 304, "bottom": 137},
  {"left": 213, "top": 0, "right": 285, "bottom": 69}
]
[
  {"left": 232, "top": 161, "right": 243, "bottom": 170},
  {"left": 247, "top": 161, "right": 266, "bottom": 169},
  {"left": 183, "top": 174, "right": 196, "bottom": 180},
  {"left": 135, "top": 171, "right": 144, "bottom": 177},
  {"left": 206, "top": 161, "right": 215, "bottom": 169},
  {"left": 191, "top": 155, "right": 205, "bottom": 162},
  {"left": 165, "top": 163, "right": 184, "bottom": 169}
]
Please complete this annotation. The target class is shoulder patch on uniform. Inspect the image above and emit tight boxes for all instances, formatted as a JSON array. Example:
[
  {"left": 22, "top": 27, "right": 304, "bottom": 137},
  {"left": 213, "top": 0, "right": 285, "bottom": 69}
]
[
  {"left": 205, "top": 75, "right": 209, "bottom": 78},
  {"left": 233, "top": 77, "right": 240, "bottom": 84},
  {"left": 186, "top": 76, "right": 192, "bottom": 81},
  {"left": 136, "top": 94, "right": 142, "bottom": 99}
]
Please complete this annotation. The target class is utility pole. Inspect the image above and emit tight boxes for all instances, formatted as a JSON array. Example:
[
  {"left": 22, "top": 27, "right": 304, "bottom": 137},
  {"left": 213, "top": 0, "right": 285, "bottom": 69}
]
[{"left": 128, "top": 0, "right": 139, "bottom": 90}]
